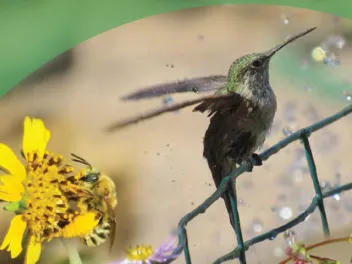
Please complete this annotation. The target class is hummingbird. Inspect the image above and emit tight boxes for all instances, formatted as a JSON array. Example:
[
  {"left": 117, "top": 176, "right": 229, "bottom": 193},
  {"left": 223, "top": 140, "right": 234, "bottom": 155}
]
[{"left": 105, "top": 27, "right": 316, "bottom": 232}]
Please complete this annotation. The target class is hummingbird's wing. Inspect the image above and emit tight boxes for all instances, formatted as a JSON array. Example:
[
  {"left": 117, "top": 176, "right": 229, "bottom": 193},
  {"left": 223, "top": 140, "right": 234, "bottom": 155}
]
[
  {"left": 105, "top": 94, "right": 231, "bottom": 132},
  {"left": 193, "top": 93, "right": 244, "bottom": 117},
  {"left": 121, "top": 75, "right": 228, "bottom": 101}
]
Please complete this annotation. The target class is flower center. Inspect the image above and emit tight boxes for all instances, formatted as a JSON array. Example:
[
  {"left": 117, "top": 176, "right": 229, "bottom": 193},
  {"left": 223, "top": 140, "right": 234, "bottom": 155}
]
[
  {"left": 126, "top": 245, "right": 153, "bottom": 261},
  {"left": 21, "top": 151, "right": 84, "bottom": 242}
]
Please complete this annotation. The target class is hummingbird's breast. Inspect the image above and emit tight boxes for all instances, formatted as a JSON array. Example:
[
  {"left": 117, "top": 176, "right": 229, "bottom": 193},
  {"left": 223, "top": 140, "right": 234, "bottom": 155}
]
[
  {"left": 202, "top": 82, "right": 277, "bottom": 167},
  {"left": 248, "top": 82, "right": 277, "bottom": 149}
]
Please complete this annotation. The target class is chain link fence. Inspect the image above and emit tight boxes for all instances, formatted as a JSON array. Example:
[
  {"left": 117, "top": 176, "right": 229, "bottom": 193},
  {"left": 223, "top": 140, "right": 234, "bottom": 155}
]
[{"left": 172, "top": 103, "right": 352, "bottom": 264}]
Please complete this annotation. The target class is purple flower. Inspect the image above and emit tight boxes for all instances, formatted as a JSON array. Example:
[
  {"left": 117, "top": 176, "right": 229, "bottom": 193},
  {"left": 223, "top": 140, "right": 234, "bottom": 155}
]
[{"left": 110, "top": 233, "right": 182, "bottom": 264}]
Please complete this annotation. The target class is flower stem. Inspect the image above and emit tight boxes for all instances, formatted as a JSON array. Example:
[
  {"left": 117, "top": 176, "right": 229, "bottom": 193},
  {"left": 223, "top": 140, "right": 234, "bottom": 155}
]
[
  {"left": 280, "top": 236, "right": 350, "bottom": 263},
  {"left": 61, "top": 239, "right": 83, "bottom": 264},
  {"left": 306, "top": 236, "right": 350, "bottom": 251}
]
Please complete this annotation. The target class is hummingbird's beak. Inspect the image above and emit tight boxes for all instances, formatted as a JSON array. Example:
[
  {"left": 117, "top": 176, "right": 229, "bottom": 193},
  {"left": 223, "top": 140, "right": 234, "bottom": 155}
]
[{"left": 266, "top": 27, "right": 317, "bottom": 57}]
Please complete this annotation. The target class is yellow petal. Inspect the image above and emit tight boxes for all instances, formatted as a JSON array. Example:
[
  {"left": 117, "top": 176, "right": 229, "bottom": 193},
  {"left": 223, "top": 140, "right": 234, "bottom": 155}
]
[
  {"left": 0, "top": 174, "right": 24, "bottom": 201},
  {"left": 61, "top": 212, "right": 100, "bottom": 238},
  {"left": 0, "top": 144, "right": 26, "bottom": 180},
  {"left": 0, "top": 215, "right": 27, "bottom": 258},
  {"left": 25, "top": 235, "right": 41, "bottom": 264},
  {"left": 22, "top": 117, "right": 51, "bottom": 160}
]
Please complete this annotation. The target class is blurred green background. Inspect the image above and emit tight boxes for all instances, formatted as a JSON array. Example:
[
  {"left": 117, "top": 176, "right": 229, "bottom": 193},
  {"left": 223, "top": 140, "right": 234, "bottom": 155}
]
[{"left": 1, "top": 4, "right": 352, "bottom": 264}]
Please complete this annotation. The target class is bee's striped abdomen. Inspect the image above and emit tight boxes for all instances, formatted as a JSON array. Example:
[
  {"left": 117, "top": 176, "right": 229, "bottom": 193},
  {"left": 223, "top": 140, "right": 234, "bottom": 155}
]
[{"left": 84, "top": 221, "right": 111, "bottom": 247}]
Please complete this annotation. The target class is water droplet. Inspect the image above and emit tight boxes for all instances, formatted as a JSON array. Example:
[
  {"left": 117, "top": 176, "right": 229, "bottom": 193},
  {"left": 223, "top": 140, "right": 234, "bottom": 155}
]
[
  {"left": 321, "top": 175, "right": 343, "bottom": 201},
  {"left": 320, "top": 181, "right": 331, "bottom": 191},
  {"left": 304, "top": 85, "right": 313, "bottom": 92},
  {"left": 162, "top": 96, "right": 179, "bottom": 114},
  {"left": 271, "top": 206, "right": 279, "bottom": 213},
  {"left": 312, "top": 36, "right": 346, "bottom": 67},
  {"left": 163, "top": 96, "right": 174, "bottom": 106},
  {"left": 283, "top": 127, "right": 293, "bottom": 136},
  {"left": 238, "top": 199, "right": 245, "bottom": 206},
  {"left": 291, "top": 167, "right": 305, "bottom": 183},
  {"left": 283, "top": 230, "right": 296, "bottom": 246},
  {"left": 343, "top": 90, "right": 352, "bottom": 101},
  {"left": 323, "top": 53, "right": 341, "bottom": 67},
  {"left": 250, "top": 219, "right": 264, "bottom": 233},
  {"left": 337, "top": 38, "right": 346, "bottom": 49},
  {"left": 323, "top": 35, "right": 346, "bottom": 50},
  {"left": 280, "top": 15, "right": 290, "bottom": 25},
  {"left": 279, "top": 206, "right": 293, "bottom": 220},
  {"left": 333, "top": 193, "right": 341, "bottom": 201},
  {"left": 312, "top": 46, "right": 327, "bottom": 62},
  {"left": 269, "top": 235, "right": 277, "bottom": 240}
]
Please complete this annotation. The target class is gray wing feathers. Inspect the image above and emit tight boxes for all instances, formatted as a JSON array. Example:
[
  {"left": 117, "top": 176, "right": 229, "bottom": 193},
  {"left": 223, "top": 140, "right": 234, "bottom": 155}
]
[{"left": 121, "top": 75, "right": 228, "bottom": 101}]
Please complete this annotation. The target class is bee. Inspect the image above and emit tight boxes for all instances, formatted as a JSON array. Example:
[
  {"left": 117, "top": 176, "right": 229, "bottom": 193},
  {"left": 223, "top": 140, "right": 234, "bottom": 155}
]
[{"left": 70, "top": 153, "right": 118, "bottom": 249}]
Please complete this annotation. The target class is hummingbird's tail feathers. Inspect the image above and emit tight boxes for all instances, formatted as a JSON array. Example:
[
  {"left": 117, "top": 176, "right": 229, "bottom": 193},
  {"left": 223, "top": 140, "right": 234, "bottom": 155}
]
[
  {"left": 193, "top": 93, "right": 244, "bottom": 117},
  {"left": 221, "top": 168, "right": 239, "bottom": 231},
  {"left": 204, "top": 149, "right": 239, "bottom": 230},
  {"left": 212, "top": 159, "right": 237, "bottom": 230},
  {"left": 105, "top": 94, "right": 230, "bottom": 132},
  {"left": 223, "top": 188, "right": 236, "bottom": 230},
  {"left": 120, "top": 75, "right": 228, "bottom": 101}
]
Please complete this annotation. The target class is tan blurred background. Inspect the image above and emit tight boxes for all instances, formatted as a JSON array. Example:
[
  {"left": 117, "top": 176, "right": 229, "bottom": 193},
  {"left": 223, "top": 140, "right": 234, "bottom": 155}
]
[{"left": 1, "top": 4, "right": 352, "bottom": 264}]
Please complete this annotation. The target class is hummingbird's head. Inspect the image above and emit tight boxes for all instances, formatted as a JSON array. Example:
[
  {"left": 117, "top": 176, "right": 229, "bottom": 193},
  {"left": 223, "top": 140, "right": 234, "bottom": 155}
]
[
  {"left": 228, "top": 52, "right": 271, "bottom": 86},
  {"left": 227, "top": 27, "right": 316, "bottom": 98}
]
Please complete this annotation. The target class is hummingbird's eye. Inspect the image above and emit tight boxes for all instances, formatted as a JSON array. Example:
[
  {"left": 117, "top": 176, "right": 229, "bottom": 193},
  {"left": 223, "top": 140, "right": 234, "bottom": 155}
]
[{"left": 251, "top": 60, "right": 262, "bottom": 68}]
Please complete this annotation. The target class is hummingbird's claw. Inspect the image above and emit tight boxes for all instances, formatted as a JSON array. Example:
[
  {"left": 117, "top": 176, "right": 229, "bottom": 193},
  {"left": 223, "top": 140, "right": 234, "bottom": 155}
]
[
  {"left": 245, "top": 153, "right": 262, "bottom": 172},
  {"left": 251, "top": 153, "right": 263, "bottom": 166},
  {"left": 246, "top": 163, "right": 254, "bottom": 172}
]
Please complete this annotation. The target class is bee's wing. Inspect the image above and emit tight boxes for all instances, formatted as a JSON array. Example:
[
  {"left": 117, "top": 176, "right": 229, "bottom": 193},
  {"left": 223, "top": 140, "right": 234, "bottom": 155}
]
[
  {"left": 121, "top": 75, "right": 228, "bottom": 101},
  {"left": 106, "top": 198, "right": 116, "bottom": 251},
  {"left": 77, "top": 188, "right": 95, "bottom": 199},
  {"left": 105, "top": 94, "right": 231, "bottom": 132}
]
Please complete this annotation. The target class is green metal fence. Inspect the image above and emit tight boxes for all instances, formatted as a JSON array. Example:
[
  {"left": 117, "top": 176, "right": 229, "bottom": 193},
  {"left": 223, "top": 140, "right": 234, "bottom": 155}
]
[{"left": 172, "top": 103, "right": 352, "bottom": 264}]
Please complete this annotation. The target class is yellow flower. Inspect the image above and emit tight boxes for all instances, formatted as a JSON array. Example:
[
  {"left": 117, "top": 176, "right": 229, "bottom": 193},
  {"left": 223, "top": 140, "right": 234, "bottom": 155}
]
[{"left": 0, "top": 117, "right": 100, "bottom": 264}]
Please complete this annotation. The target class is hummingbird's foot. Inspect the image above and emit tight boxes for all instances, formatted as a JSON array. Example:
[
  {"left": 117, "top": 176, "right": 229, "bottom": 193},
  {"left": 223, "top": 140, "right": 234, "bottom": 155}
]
[
  {"left": 251, "top": 153, "right": 263, "bottom": 166},
  {"left": 245, "top": 153, "right": 262, "bottom": 172}
]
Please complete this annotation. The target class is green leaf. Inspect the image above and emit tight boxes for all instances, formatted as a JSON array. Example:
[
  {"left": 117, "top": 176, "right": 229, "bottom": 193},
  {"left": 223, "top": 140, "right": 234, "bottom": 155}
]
[{"left": 3, "top": 201, "right": 20, "bottom": 212}]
